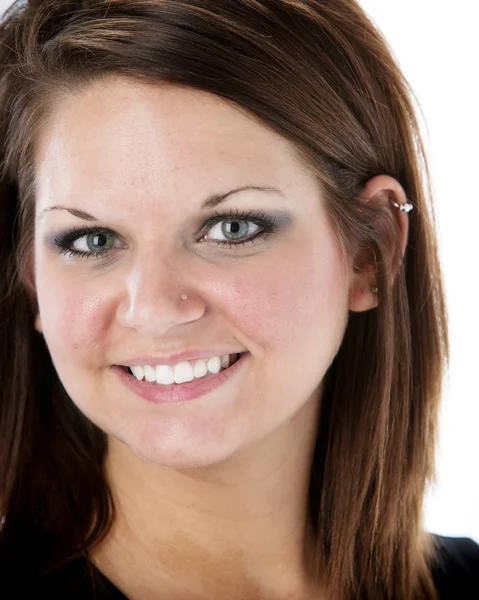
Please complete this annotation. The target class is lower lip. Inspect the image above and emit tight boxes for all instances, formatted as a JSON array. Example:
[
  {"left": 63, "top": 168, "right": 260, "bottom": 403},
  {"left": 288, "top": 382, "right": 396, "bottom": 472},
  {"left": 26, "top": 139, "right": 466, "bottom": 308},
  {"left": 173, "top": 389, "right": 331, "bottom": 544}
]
[{"left": 111, "top": 353, "right": 249, "bottom": 405}]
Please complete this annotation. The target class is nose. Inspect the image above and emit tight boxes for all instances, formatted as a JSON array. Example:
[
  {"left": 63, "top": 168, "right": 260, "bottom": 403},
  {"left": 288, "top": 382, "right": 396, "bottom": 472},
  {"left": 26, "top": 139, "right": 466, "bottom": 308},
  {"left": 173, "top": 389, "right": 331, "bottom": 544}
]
[{"left": 115, "top": 252, "right": 205, "bottom": 336}]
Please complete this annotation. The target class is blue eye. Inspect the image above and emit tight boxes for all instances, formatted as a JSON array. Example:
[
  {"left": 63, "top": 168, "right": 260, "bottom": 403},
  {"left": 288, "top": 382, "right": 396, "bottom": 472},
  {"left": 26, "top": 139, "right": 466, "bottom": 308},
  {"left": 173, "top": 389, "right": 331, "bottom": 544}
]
[
  {"left": 53, "top": 228, "right": 121, "bottom": 260},
  {"left": 53, "top": 209, "right": 280, "bottom": 260},
  {"left": 199, "top": 209, "right": 279, "bottom": 249}
]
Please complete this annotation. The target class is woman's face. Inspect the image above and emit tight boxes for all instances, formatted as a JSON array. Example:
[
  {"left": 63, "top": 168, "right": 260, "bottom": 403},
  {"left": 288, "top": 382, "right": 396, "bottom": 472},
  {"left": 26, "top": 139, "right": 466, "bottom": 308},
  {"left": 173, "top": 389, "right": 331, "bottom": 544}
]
[{"left": 33, "top": 76, "right": 358, "bottom": 469}]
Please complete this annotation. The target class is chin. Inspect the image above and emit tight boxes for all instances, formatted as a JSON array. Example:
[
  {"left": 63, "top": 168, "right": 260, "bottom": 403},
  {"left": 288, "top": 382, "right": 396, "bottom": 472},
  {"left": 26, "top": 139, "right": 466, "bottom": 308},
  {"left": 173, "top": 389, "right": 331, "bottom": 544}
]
[{"left": 108, "top": 420, "right": 244, "bottom": 472}]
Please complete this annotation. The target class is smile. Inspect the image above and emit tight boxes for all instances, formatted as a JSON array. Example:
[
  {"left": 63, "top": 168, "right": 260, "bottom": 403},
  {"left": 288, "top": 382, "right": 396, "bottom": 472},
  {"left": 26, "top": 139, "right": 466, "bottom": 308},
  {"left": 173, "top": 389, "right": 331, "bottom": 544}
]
[{"left": 111, "top": 352, "right": 250, "bottom": 404}]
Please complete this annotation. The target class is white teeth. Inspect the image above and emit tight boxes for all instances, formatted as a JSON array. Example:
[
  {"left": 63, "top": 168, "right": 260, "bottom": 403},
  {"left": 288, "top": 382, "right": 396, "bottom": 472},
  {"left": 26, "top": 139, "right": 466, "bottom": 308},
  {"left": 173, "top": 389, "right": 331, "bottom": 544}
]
[
  {"left": 206, "top": 355, "right": 221, "bottom": 374},
  {"left": 193, "top": 358, "right": 208, "bottom": 378},
  {"left": 128, "top": 353, "right": 240, "bottom": 385},
  {"left": 220, "top": 354, "right": 231, "bottom": 369},
  {"left": 144, "top": 365, "right": 156, "bottom": 383},
  {"left": 156, "top": 365, "right": 174, "bottom": 385},
  {"left": 173, "top": 361, "right": 194, "bottom": 384},
  {"left": 131, "top": 365, "right": 144, "bottom": 380}
]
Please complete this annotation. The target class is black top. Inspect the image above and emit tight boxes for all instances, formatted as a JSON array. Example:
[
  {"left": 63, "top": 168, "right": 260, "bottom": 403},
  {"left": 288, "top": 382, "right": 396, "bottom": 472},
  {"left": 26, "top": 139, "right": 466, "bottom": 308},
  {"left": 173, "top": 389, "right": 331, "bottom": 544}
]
[{"left": 1, "top": 533, "right": 478, "bottom": 599}]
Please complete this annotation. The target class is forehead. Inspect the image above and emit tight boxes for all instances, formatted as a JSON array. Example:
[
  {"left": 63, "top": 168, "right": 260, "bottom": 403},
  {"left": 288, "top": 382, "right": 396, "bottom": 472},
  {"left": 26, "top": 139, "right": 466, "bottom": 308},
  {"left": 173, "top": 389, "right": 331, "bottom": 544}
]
[{"left": 34, "top": 77, "right": 308, "bottom": 196}]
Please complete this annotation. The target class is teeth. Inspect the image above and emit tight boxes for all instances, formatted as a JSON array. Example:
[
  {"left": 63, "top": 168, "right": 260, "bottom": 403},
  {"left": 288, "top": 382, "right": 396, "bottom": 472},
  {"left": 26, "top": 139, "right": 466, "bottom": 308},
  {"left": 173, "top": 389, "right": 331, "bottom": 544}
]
[
  {"left": 156, "top": 364, "right": 175, "bottom": 385},
  {"left": 193, "top": 358, "right": 208, "bottom": 378},
  {"left": 206, "top": 355, "right": 221, "bottom": 374},
  {"left": 129, "top": 353, "right": 239, "bottom": 385},
  {"left": 144, "top": 365, "right": 156, "bottom": 383},
  {"left": 131, "top": 365, "right": 144, "bottom": 380},
  {"left": 173, "top": 361, "right": 194, "bottom": 384}
]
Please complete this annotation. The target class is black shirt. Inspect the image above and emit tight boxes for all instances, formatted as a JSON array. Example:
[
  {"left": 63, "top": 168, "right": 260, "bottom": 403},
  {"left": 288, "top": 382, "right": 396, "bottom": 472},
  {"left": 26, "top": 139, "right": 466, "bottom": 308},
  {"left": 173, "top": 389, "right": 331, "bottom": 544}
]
[{"left": 1, "top": 533, "right": 479, "bottom": 598}]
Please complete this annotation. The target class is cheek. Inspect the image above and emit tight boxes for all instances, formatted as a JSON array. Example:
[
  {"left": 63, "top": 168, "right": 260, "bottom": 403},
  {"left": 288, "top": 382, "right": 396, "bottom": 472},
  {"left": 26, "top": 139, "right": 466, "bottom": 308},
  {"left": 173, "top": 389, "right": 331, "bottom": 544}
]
[
  {"left": 36, "top": 271, "right": 110, "bottom": 367},
  {"left": 214, "top": 234, "right": 348, "bottom": 450},
  {"left": 226, "top": 237, "right": 348, "bottom": 356}
]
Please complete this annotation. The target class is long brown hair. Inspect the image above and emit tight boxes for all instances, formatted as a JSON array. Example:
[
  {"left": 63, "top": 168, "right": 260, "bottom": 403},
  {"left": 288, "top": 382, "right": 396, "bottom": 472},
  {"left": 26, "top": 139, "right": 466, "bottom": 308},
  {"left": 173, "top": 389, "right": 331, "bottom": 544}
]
[{"left": 0, "top": 1, "right": 449, "bottom": 598}]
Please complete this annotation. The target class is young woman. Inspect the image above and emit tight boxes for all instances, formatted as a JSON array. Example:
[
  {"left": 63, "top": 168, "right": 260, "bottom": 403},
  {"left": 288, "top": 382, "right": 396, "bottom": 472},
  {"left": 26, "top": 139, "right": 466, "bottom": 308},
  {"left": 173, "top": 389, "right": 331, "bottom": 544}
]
[{"left": 0, "top": 1, "right": 477, "bottom": 598}]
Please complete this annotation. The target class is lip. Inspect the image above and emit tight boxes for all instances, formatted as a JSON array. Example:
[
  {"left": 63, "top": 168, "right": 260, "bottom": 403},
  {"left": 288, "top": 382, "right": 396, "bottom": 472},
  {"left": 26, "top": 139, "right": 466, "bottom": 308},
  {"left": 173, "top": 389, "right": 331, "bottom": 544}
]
[
  {"left": 117, "top": 349, "right": 247, "bottom": 368},
  {"left": 111, "top": 352, "right": 249, "bottom": 404}
]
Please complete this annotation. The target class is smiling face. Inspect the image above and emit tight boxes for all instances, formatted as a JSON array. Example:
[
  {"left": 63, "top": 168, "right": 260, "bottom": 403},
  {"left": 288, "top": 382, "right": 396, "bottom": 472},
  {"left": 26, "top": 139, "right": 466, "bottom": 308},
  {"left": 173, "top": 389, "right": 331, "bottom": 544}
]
[{"left": 32, "top": 76, "right": 354, "bottom": 469}]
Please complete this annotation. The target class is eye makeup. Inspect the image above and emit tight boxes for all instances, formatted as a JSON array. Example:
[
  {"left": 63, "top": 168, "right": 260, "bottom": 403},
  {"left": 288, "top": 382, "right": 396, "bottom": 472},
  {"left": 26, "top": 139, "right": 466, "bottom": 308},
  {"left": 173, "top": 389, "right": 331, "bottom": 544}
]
[{"left": 46, "top": 208, "right": 294, "bottom": 261}]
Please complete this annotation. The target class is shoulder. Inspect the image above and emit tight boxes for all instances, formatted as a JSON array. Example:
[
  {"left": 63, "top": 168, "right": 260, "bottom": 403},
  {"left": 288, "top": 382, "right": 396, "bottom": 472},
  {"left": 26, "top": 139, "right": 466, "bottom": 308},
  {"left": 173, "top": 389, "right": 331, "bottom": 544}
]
[
  {"left": 0, "top": 541, "right": 127, "bottom": 599},
  {"left": 1, "top": 533, "right": 478, "bottom": 598},
  {"left": 0, "top": 543, "right": 103, "bottom": 599},
  {"left": 429, "top": 533, "right": 479, "bottom": 599}
]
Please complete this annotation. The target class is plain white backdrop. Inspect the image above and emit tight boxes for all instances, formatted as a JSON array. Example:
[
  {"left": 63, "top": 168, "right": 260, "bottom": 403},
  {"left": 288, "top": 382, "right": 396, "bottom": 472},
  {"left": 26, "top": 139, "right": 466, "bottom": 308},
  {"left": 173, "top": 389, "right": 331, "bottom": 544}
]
[{"left": 1, "top": 0, "right": 477, "bottom": 543}]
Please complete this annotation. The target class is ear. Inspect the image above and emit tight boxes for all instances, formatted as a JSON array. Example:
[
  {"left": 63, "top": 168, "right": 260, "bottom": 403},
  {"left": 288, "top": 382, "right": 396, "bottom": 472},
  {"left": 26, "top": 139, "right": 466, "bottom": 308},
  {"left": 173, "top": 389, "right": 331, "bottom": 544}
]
[
  {"left": 348, "top": 174, "right": 410, "bottom": 313},
  {"left": 34, "top": 313, "right": 43, "bottom": 333}
]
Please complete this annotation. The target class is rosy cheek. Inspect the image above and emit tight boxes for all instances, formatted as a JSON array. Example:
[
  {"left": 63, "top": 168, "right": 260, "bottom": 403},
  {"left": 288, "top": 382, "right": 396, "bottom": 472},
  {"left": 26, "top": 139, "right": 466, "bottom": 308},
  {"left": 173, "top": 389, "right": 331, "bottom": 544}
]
[
  {"left": 226, "top": 240, "right": 341, "bottom": 352},
  {"left": 39, "top": 276, "right": 110, "bottom": 362}
]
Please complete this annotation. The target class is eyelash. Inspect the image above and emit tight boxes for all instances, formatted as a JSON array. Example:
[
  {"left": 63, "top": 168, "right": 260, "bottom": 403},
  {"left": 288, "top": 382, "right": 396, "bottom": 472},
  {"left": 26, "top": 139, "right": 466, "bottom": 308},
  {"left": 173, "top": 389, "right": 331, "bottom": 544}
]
[{"left": 53, "top": 209, "right": 279, "bottom": 260}]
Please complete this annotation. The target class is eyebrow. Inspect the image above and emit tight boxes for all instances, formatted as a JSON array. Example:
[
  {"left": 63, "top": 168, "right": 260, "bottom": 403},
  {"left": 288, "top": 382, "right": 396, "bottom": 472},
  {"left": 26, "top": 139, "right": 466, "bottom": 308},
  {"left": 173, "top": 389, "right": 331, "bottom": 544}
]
[{"left": 35, "top": 185, "right": 286, "bottom": 223}]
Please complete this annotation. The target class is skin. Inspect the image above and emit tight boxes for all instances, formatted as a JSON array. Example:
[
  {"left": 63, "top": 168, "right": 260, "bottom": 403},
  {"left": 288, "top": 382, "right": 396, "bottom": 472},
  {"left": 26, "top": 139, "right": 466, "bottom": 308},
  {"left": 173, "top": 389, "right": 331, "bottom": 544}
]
[{"left": 33, "top": 76, "right": 409, "bottom": 599}]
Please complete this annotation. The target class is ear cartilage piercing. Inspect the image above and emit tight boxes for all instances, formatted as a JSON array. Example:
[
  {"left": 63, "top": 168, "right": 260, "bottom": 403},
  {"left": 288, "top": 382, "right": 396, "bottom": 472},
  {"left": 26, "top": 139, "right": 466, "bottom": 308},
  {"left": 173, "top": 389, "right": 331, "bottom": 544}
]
[{"left": 392, "top": 201, "right": 414, "bottom": 213}]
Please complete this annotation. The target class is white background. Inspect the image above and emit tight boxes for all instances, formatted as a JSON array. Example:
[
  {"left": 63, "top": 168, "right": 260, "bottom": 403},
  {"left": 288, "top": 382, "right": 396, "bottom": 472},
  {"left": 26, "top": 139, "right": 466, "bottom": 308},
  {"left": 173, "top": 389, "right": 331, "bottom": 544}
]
[{"left": 1, "top": 0, "right": 478, "bottom": 543}]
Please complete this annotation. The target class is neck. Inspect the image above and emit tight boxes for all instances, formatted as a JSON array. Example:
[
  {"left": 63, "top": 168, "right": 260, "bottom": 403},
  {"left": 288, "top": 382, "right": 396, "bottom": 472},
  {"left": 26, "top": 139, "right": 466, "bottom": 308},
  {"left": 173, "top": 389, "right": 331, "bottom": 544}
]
[{"left": 91, "top": 393, "right": 323, "bottom": 599}]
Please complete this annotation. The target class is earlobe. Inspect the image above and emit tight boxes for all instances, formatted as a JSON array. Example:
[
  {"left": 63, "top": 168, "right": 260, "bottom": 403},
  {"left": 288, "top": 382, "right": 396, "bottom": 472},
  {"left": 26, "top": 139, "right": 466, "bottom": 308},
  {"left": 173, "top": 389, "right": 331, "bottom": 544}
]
[
  {"left": 348, "top": 272, "right": 379, "bottom": 313},
  {"left": 34, "top": 314, "right": 43, "bottom": 333}
]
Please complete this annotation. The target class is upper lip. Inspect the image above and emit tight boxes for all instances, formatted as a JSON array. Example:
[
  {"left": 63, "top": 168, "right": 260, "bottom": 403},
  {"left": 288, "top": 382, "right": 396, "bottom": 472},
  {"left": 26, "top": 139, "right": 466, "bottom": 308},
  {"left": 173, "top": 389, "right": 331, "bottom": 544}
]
[{"left": 116, "top": 349, "right": 248, "bottom": 368}]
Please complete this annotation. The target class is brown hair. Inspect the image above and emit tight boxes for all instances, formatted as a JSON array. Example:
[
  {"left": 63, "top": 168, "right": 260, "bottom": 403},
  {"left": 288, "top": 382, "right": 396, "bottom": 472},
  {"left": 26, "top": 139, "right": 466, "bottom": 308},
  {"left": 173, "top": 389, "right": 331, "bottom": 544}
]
[{"left": 0, "top": 1, "right": 449, "bottom": 598}]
